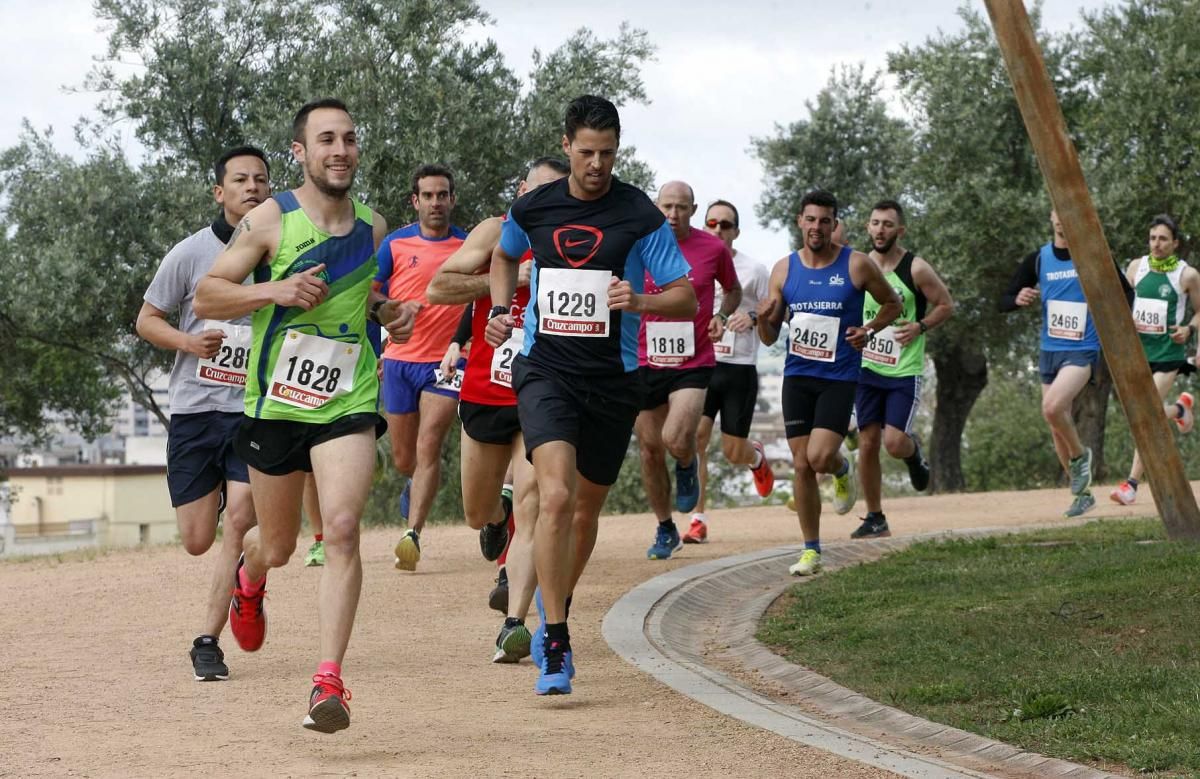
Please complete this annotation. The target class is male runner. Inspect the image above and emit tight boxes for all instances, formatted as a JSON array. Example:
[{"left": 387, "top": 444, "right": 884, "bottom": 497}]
[
  {"left": 136, "top": 145, "right": 267, "bottom": 681},
  {"left": 486, "top": 95, "right": 696, "bottom": 694},
  {"left": 427, "top": 156, "right": 570, "bottom": 662},
  {"left": 636, "top": 181, "right": 741, "bottom": 559},
  {"left": 757, "top": 190, "right": 900, "bottom": 576},
  {"left": 852, "top": 200, "right": 953, "bottom": 538},
  {"left": 376, "top": 165, "right": 468, "bottom": 571},
  {"left": 687, "top": 199, "right": 774, "bottom": 544},
  {"left": 1111, "top": 214, "right": 1198, "bottom": 504},
  {"left": 1000, "top": 210, "right": 1131, "bottom": 518},
  {"left": 195, "top": 98, "right": 415, "bottom": 733}
]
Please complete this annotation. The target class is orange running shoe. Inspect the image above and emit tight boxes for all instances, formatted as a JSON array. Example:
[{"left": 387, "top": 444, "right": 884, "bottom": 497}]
[
  {"left": 750, "top": 440, "right": 775, "bottom": 498},
  {"left": 228, "top": 556, "right": 266, "bottom": 652},
  {"left": 682, "top": 515, "right": 708, "bottom": 544},
  {"left": 303, "top": 673, "right": 352, "bottom": 733}
]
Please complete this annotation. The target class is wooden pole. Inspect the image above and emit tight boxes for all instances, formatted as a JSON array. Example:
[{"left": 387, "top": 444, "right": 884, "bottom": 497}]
[{"left": 983, "top": 0, "right": 1200, "bottom": 540}]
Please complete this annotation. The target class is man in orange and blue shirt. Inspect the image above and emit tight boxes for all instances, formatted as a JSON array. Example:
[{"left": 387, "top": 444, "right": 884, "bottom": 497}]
[{"left": 374, "top": 164, "right": 467, "bottom": 570}]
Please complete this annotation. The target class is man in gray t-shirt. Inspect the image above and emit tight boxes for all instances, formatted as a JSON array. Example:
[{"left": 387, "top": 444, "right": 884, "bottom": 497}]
[{"left": 135, "top": 145, "right": 269, "bottom": 683}]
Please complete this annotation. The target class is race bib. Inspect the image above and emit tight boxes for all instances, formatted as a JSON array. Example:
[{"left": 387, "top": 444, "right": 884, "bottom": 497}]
[
  {"left": 863, "top": 326, "right": 902, "bottom": 368},
  {"left": 788, "top": 312, "right": 840, "bottom": 363},
  {"left": 433, "top": 366, "right": 464, "bottom": 394},
  {"left": 490, "top": 330, "right": 524, "bottom": 388},
  {"left": 646, "top": 321, "right": 695, "bottom": 367},
  {"left": 195, "top": 321, "right": 252, "bottom": 387},
  {"left": 537, "top": 269, "right": 611, "bottom": 337},
  {"left": 1047, "top": 300, "right": 1087, "bottom": 341},
  {"left": 268, "top": 330, "right": 360, "bottom": 410},
  {"left": 714, "top": 327, "right": 736, "bottom": 358},
  {"left": 1132, "top": 297, "right": 1169, "bottom": 335}
]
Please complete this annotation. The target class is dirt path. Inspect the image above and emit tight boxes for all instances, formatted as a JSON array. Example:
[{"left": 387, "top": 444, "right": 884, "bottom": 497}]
[{"left": 0, "top": 483, "right": 1155, "bottom": 778}]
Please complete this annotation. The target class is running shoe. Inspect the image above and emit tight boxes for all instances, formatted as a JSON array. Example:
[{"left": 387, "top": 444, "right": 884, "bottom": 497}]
[
  {"left": 488, "top": 567, "right": 509, "bottom": 613},
  {"left": 832, "top": 453, "right": 857, "bottom": 515},
  {"left": 786, "top": 495, "right": 796, "bottom": 511},
  {"left": 788, "top": 549, "right": 822, "bottom": 576},
  {"left": 303, "top": 540, "right": 325, "bottom": 567},
  {"left": 302, "top": 673, "right": 352, "bottom": 733},
  {"left": 682, "top": 516, "right": 708, "bottom": 544},
  {"left": 190, "top": 635, "right": 228, "bottom": 682},
  {"left": 530, "top": 589, "right": 575, "bottom": 679},
  {"left": 646, "top": 521, "right": 683, "bottom": 560},
  {"left": 398, "top": 480, "right": 411, "bottom": 523},
  {"left": 905, "top": 435, "right": 931, "bottom": 492},
  {"left": 674, "top": 458, "right": 700, "bottom": 513},
  {"left": 393, "top": 529, "right": 421, "bottom": 571},
  {"left": 216, "top": 480, "right": 228, "bottom": 516},
  {"left": 1110, "top": 480, "right": 1137, "bottom": 506},
  {"left": 228, "top": 555, "right": 266, "bottom": 652},
  {"left": 850, "top": 516, "right": 891, "bottom": 539},
  {"left": 1068, "top": 447, "right": 1092, "bottom": 496},
  {"left": 750, "top": 440, "right": 775, "bottom": 498},
  {"left": 1064, "top": 490, "right": 1096, "bottom": 518},
  {"left": 845, "top": 428, "right": 859, "bottom": 451},
  {"left": 493, "top": 621, "right": 532, "bottom": 664},
  {"left": 535, "top": 637, "right": 573, "bottom": 696},
  {"left": 1175, "top": 392, "right": 1195, "bottom": 434},
  {"left": 479, "top": 519, "right": 509, "bottom": 562}
]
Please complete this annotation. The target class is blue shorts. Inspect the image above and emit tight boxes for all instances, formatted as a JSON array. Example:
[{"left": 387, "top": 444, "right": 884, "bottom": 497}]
[
  {"left": 1038, "top": 349, "right": 1099, "bottom": 385},
  {"left": 166, "top": 411, "right": 249, "bottom": 507},
  {"left": 382, "top": 359, "right": 460, "bottom": 415},
  {"left": 855, "top": 370, "right": 922, "bottom": 435}
]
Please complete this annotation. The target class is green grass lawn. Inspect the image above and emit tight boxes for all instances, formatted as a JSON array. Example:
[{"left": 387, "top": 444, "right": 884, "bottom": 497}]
[{"left": 758, "top": 519, "right": 1200, "bottom": 775}]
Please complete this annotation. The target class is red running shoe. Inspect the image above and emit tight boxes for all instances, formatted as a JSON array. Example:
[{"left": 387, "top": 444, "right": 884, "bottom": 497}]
[
  {"left": 682, "top": 516, "right": 708, "bottom": 544},
  {"left": 1175, "top": 392, "right": 1194, "bottom": 434},
  {"left": 303, "top": 673, "right": 352, "bottom": 733},
  {"left": 750, "top": 440, "right": 775, "bottom": 497},
  {"left": 228, "top": 556, "right": 266, "bottom": 652}
]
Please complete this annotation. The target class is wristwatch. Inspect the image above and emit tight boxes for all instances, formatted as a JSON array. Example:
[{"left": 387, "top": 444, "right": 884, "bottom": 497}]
[
  {"left": 369, "top": 299, "right": 386, "bottom": 324},
  {"left": 918, "top": 320, "right": 929, "bottom": 334},
  {"left": 488, "top": 305, "right": 509, "bottom": 321},
  {"left": 717, "top": 312, "right": 729, "bottom": 323}
]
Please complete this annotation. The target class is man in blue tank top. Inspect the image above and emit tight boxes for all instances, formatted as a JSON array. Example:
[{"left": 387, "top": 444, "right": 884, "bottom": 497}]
[{"left": 757, "top": 190, "right": 901, "bottom": 576}]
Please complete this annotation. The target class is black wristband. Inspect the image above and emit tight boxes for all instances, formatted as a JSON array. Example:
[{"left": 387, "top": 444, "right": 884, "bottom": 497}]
[
  {"left": 918, "top": 320, "right": 928, "bottom": 334},
  {"left": 369, "top": 299, "right": 386, "bottom": 325},
  {"left": 488, "top": 305, "right": 509, "bottom": 321}
]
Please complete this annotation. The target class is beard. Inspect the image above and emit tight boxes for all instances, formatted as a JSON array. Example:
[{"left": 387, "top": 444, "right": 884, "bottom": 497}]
[
  {"left": 873, "top": 235, "right": 897, "bottom": 254},
  {"left": 308, "top": 162, "right": 355, "bottom": 199}
]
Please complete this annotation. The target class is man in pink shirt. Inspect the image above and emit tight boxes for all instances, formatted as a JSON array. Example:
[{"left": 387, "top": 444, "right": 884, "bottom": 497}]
[
  {"left": 374, "top": 164, "right": 467, "bottom": 571},
  {"left": 636, "top": 180, "right": 741, "bottom": 560}
]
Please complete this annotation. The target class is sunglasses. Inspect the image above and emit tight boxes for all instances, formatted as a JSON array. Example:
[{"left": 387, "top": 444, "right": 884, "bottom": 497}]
[{"left": 705, "top": 218, "right": 736, "bottom": 230}]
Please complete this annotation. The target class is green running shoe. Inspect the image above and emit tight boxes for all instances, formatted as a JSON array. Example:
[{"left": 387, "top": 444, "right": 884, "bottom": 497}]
[
  {"left": 832, "top": 453, "right": 857, "bottom": 515},
  {"left": 303, "top": 540, "right": 325, "bottom": 567},
  {"left": 1064, "top": 490, "right": 1096, "bottom": 518},
  {"left": 1068, "top": 447, "right": 1092, "bottom": 496},
  {"left": 493, "top": 621, "right": 532, "bottom": 664},
  {"left": 788, "top": 548, "right": 822, "bottom": 576}
]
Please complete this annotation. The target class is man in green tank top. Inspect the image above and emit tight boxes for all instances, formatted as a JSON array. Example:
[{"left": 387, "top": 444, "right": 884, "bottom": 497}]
[
  {"left": 1111, "top": 214, "right": 1199, "bottom": 505},
  {"left": 853, "top": 200, "right": 954, "bottom": 539},
  {"left": 195, "top": 98, "right": 416, "bottom": 734}
]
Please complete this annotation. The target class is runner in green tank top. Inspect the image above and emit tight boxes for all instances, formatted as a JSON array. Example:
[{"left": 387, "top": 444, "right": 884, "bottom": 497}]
[
  {"left": 853, "top": 200, "right": 954, "bottom": 540},
  {"left": 1111, "top": 215, "right": 1200, "bottom": 506},
  {"left": 195, "top": 98, "right": 417, "bottom": 734}
]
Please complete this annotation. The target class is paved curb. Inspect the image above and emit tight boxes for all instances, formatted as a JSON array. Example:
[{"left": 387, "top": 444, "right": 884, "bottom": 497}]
[{"left": 602, "top": 526, "right": 1123, "bottom": 779}]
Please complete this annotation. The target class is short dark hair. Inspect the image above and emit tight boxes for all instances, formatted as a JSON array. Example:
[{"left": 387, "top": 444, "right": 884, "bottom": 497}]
[
  {"left": 871, "top": 198, "right": 905, "bottom": 225},
  {"left": 411, "top": 163, "right": 455, "bottom": 196},
  {"left": 799, "top": 189, "right": 838, "bottom": 219},
  {"left": 564, "top": 95, "right": 621, "bottom": 141},
  {"left": 1150, "top": 213, "right": 1180, "bottom": 241},
  {"left": 292, "top": 98, "right": 350, "bottom": 145},
  {"left": 706, "top": 199, "right": 740, "bottom": 228},
  {"left": 528, "top": 156, "right": 569, "bottom": 178},
  {"left": 214, "top": 145, "right": 268, "bottom": 185}
]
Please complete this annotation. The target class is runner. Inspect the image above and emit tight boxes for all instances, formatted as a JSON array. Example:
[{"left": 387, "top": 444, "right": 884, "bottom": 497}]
[
  {"left": 756, "top": 189, "right": 900, "bottom": 576},
  {"left": 636, "top": 181, "right": 741, "bottom": 559},
  {"left": 1111, "top": 214, "right": 1198, "bottom": 505},
  {"left": 688, "top": 199, "right": 775, "bottom": 545},
  {"left": 485, "top": 95, "right": 696, "bottom": 694},
  {"left": 852, "top": 199, "right": 953, "bottom": 539},
  {"left": 375, "top": 164, "right": 468, "bottom": 571},
  {"left": 194, "top": 98, "right": 416, "bottom": 732},
  {"left": 136, "top": 145, "right": 267, "bottom": 681},
  {"left": 1000, "top": 210, "right": 1132, "bottom": 518},
  {"left": 427, "top": 156, "right": 570, "bottom": 662}
]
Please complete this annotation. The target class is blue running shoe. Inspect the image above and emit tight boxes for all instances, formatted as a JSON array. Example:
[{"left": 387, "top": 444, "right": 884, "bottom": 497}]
[
  {"left": 535, "top": 637, "right": 573, "bottom": 696},
  {"left": 674, "top": 459, "right": 699, "bottom": 513},
  {"left": 398, "top": 481, "right": 411, "bottom": 523},
  {"left": 647, "top": 522, "right": 683, "bottom": 560},
  {"left": 530, "top": 588, "right": 574, "bottom": 678}
]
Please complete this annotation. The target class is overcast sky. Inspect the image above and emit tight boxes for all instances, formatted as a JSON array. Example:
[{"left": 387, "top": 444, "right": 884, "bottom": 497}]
[{"left": 2, "top": 0, "right": 1109, "bottom": 266}]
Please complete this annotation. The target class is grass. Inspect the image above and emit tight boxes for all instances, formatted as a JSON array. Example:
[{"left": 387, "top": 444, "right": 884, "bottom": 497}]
[{"left": 758, "top": 519, "right": 1200, "bottom": 775}]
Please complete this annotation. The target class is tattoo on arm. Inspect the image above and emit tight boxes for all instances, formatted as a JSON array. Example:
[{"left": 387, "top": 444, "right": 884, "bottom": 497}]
[{"left": 223, "top": 217, "right": 251, "bottom": 250}]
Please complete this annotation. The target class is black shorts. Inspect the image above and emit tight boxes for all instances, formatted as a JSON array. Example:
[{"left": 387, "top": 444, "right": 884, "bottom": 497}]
[
  {"left": 460, "top": 400, "right": 521, "bottom": 446},
  {"left": 639, "top": 366, "right": 714, "bottom": 411},
  {"left": 512, "top": 356, "right": 639, "bottom": 486},
  {"left": 782, "top": 375, "right": 857, "bottom": 439},
  {"left": 234, "top": 413, "right": 386, "bottom": 476},
  {"left": 702, "top": 363, "right": 758, "bottom": 438},
  {"left": 1150, "top": 359, "right": 1196, "bottom": 376},
  {"left": 166, "top": 411, "right": 249, "bottom": 507}
]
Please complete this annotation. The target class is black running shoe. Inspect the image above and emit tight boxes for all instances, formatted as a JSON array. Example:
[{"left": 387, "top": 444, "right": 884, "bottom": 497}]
[
  {"left": 850, "top": 517, "right": 891, "bottom": 539},
  {"left": 190, "top": 635, "right": 229, "bottom": 681},
  {"left": 479, "top": 519, "right": 509, "bottom": 562},
  {"left": 488, "top": 567, "right": 509, "bottom": 613},
  {"left": 906, "top": 436, "right": 931, "bottom": 492}
]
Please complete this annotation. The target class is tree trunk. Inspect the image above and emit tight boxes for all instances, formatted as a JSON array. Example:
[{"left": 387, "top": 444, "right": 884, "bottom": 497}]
[
  {"left": 929, "top": 342, "right": 989, "bottom": 492},
  {"left": 1072, "top": 355, "right": 1112, "bottom": 483}
]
